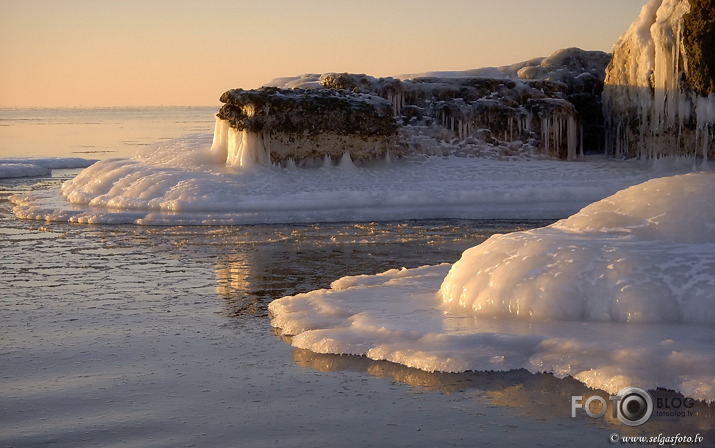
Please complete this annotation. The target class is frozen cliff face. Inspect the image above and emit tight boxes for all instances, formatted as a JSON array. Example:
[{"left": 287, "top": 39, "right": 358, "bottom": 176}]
[
  {"left": 211, "top": 87, "right": 399, "bottom": 167},
  {"left": 264, "top": 48, "right": 611, "bottom": 161},
  {"left": 603, "top": 0, "right": 715, "bottom": 160}
]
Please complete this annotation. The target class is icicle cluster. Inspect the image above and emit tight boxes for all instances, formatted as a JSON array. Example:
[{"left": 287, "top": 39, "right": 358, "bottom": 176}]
[
  {"left": 210, "top": 114, "right": 271, "bottom": 168},
  {"left": 603, "top": 0, "right": 715, "bottom": 160}
]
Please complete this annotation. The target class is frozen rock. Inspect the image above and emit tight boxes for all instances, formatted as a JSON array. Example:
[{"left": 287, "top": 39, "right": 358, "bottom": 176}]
[
  {"left": 682, "top": 0, "right": 715, "bottom": 97},
  {"left": 212, "top": 87, "right": 399, "bottom": 166},
  {"left": 603, "top": 0, "right": 715, "bottom": 160},
  {"left": 264, "top": 48, "right": 611, "bottom": 160}
]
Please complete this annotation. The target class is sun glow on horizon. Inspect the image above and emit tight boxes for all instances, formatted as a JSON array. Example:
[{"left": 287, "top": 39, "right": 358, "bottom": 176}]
[{"left": 1, "top": 0, "right": 647, "bottom": 108}]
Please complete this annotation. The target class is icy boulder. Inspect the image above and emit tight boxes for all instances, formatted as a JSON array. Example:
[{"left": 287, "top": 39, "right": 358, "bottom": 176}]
[
  {"left": 266, "top": 48, "right": 611, "bottom": 160},
  {"left": 211, "top": 87, "right": 399, "bottom": 167},
  {"left": 439, "top": 171, "right": 715, "bottom": 324},
  {"left": 603, "top": 0, "right": 715, "bottom": 159}
]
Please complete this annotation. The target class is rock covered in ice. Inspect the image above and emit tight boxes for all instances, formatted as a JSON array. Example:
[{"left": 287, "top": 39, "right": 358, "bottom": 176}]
[
  {"left": 265, "top": 48, "right": 611, "bottom": 160},
  {"left": 395, "top": 48, "right": 611, "bottom": 89},
  {"left": 217, "top": 87, "right": 397, "bottom": 137},
  {"left": 211, "top": 87, "right": 399, "bottom": 166},
  {"left": 439, "top": 171, "right": 715, "bottom": 323},
  {"left": 603, "top": 0, "right": 715, "bottom": 159}
]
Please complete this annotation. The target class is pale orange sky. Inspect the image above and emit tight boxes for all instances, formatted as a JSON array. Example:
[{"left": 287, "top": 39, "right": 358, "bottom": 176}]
[{"left": 0, "top": 0, "right": 646, "bottom": 108}]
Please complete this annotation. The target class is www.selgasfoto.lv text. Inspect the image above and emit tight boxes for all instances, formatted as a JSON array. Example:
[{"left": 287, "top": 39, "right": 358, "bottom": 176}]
[{"left": 610, "top": 432, "right": 704, "bottom": 445}]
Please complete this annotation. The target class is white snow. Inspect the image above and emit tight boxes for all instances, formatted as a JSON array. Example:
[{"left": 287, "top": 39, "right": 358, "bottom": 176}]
[
  {"left": 0, "top": 157, "right": 95, "bottom": 179},
  {"left": 0, "top": 163, "right": 50, "bottom": 178},
  {"left": 9, "top": 131, "right": 706, "bottom": 225},
  {"left": 440, "top": 172, "right": 715, "bottom": 323},
  {"left": 270, "top": 172, "right": 715, "bottom": 402},
  {"left": 267, "top": 48, "right": 607, "bottom": 89}
]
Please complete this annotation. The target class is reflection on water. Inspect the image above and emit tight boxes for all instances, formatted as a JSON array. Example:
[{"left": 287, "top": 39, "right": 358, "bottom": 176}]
[
  {"left": 291, "top": 348, "right": 714, "bottom": 435},
  {"left": 206, "top": 220, "right": 532, "bottom": 318}
]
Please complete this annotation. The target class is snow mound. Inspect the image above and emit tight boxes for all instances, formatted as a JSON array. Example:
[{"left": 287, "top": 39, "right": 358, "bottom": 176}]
[{"left": 440, "top": 172, "right": 715, "bottom": 323}]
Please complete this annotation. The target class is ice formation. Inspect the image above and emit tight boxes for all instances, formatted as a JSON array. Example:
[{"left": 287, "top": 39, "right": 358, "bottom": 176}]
[
  {"left": 266, "top": 48, "right": 611, "bottom": 160},
  {"left": 210, "top": 87, "right": 399, "bottom": 166},
  {"left": 439, "top": 172, "right": 715, "bottom": 323},
  {"left": 0, "top": 158, "right": 95, "bottom": 179},
  {"left": 603, "top": 0, "right": 715, "bottom": 159},
  {"left": 9, "top": 133, "right": 702, "bottom": 226},
  {"left": 270, "top": 172, "right": 715, "bottom": 401}
]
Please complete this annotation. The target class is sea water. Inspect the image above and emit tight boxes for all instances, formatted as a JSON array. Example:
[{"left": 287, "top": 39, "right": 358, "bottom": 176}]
[
  {"left": 1, "top": 108, "right": 712, "bottom": 446},
  {"left": 0, "top": 107, "right": 217, "bottom": 159}
]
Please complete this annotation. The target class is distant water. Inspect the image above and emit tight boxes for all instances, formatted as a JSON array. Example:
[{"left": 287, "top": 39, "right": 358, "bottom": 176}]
[{"left": 0, "top": 107, "right": 218, "bottom": 159}]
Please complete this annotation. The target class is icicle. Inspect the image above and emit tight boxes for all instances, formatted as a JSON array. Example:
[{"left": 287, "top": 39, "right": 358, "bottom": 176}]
[
  {"left": 703, "top": 125, "right": 709, "bottom": 162},
  {"left": 541, "top": 117, "right": 550, "bottom": 154},
  {"left": 554, "top": 116, "right": 562, "bottom": 153},
  {"left": 338, "top": 151, "right": 356, "bottom": 169},
  {"left": 210, "top": 117, "right": 230, "bottom": 163},
  {"left": 567, "top": 115, "right": 578, "bottom": 160},
  {"left": 226, "top": 129, "right": 270, "bottom": 168}
]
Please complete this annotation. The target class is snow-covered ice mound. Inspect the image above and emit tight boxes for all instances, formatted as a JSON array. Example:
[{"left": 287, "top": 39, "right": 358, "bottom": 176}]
[
  {"left": 270, "top": 172, "right": 715, "bottom": 401},
  {"left": 0, "top": 157, "right": 95, "bottom": 179},
  {"left": 8, "top": 133, "right": 705, "bottom": 225},
  {"left": 440, "top": 172, "right": 715, "bottom": 323}
]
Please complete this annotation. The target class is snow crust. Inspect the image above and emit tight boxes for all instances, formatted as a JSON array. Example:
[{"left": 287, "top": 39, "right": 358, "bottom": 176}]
[
  {"left": 267, "top": 48, "right": 609, "bottom": 88},
  {"left": 0, "top": 157, "right": 95, "bottom": 178},
  {"left": 9, "top": 132, "right": 704, "bottom": 226},
  {"left": 270, "top": 172, "right": 715, "bottom": 401}
]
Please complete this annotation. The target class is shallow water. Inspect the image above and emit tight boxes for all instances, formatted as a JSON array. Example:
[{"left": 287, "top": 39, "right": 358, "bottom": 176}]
[{"left": 1, "top": 175, "right": 712, "bottom": 447}]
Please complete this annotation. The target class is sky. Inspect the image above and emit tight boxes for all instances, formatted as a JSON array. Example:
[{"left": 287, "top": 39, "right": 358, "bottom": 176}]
[{"left": 0, "top": 0, "right": 648, "bottom": 108}]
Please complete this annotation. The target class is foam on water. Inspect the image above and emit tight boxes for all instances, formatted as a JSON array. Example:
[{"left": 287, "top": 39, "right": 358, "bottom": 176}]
[
  {"left": 8, "top": 132, "right": 706, "bottom": 225},
  {"left": 270, "top": 173, "right": 715, "bottom": 402}
]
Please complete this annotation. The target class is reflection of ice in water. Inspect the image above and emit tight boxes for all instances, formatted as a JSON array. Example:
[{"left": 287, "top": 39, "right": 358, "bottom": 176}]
[
  {"left": 291, "top": 348, "right": 713, "bottom": 433},
  {"left": 271, "top": 173, "right": 715, "bottom": 402}
]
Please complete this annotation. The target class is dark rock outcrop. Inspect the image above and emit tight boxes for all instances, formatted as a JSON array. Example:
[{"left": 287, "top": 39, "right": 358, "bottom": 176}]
[
  {"left": 212, "top": 87, "right": 400, "bottom": 166},
  {"left": 213, "top": 48, "right": 611, "bottom": 166},
  {"left": 217, "top": 87, "right": 397, "bottom": 137},
  {"left": 683, "top": 0, "right": 715, "bottom": 96}
]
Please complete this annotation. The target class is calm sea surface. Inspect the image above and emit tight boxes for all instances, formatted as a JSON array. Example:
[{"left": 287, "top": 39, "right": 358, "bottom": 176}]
[
  {"left": 0, "top": 108, "right": 711, "bottom": 447},
  {"left": 0, "top": 107, "right": 218, "bottom": 159}
]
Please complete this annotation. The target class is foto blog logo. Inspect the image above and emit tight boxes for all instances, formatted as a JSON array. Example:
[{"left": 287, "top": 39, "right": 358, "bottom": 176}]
[{"left": 571, "top": 386, "right": 653, "bottom": 427}]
